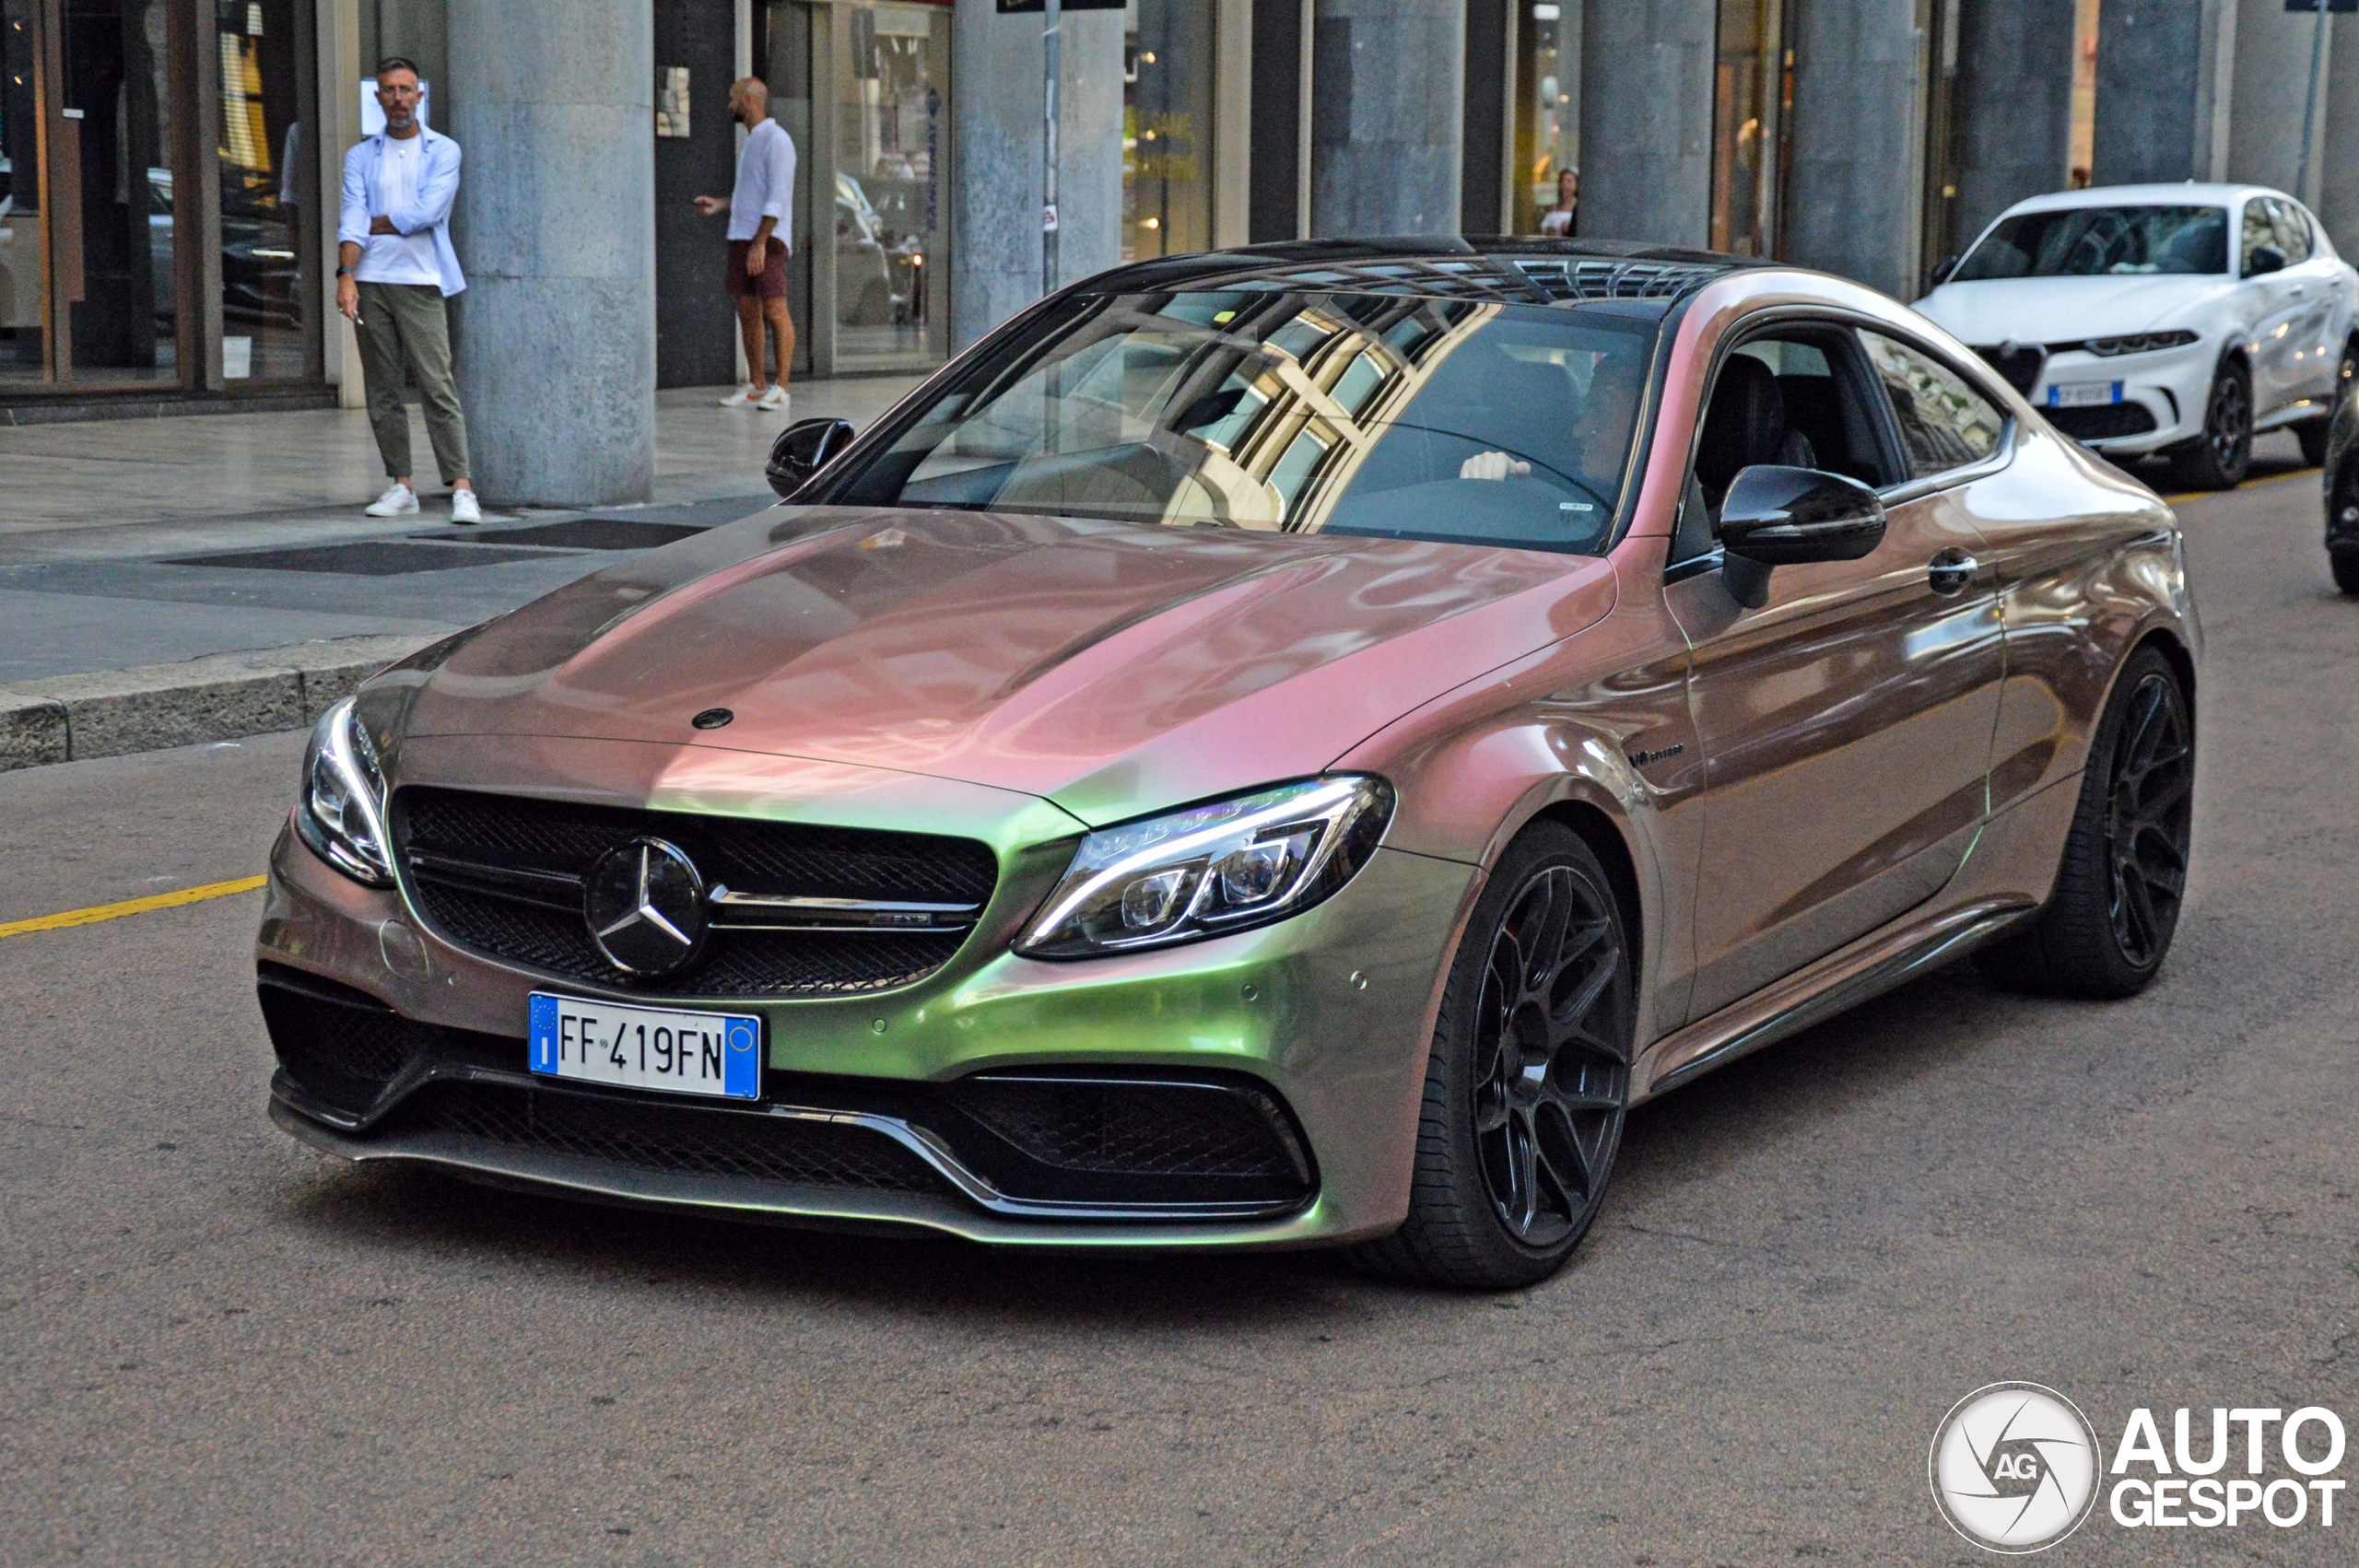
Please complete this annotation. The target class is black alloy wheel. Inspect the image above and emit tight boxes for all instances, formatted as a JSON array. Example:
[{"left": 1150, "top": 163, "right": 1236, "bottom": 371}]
[
  {"left": 1978, "top": 646, "right": 2193, "bottom": 999},
  {"left": 1360, "top": 822, "right": 1635, "bottom": 1290},
  {"left": 2171, "top": 361, "right": 2252, "bottom": 489}
]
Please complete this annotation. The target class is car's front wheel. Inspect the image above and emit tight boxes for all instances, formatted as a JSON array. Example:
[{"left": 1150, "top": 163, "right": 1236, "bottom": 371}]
[
  {"left": 2297, "top": 340, "right": 2359, "bottom": 466},
  {"left": 2170, "top": 359, "right": 2253, "bottom": 490},
  {"left": 1359, "top": 821, "right": 1635, "bottom": 1290},
  {"left": 1977, "top": 645, "right": 2193, "bottom": 999}
]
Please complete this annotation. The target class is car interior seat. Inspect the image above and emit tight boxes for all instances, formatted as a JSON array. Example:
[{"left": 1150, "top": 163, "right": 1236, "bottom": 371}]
[{"left": 1696, "top": 355, "right": 1816, "bottom": 511}]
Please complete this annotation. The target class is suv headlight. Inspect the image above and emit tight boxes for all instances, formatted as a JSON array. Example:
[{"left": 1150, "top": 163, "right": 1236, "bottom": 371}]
[
  {"left": 1017, "top": 777, "right": 1394, "bottom": 958},
  {"left": 2083, "top": 330, "right": 2199, "bottom": 357},
  {"left": 293, "top": 696, "right": 393, "bottom": 886}
]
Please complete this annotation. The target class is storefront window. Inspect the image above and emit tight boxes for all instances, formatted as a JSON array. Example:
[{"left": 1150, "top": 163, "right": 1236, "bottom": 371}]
[
  {"left": 1512, "top": 1, "right": 1579, "bottom": 237},
  {"left": 0, "top": 0, "right": 41, "bottom": 383},
  {"left": 1708, "top": 0, "right": 1789, "bottom": 258},
  {"left": 217, "top": 0, "right": 314, "bottom": 381},
  {"left": 1122, "top": 0, "right": 1213, "bottom": 262},
  {"left": 832, "top": 1, "right": 943, "bottom": 365}
]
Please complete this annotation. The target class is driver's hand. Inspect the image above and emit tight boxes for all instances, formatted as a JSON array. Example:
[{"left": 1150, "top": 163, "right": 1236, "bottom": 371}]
[{"left": 1459, "top": 451, "right": 1532, "bottom": 482}]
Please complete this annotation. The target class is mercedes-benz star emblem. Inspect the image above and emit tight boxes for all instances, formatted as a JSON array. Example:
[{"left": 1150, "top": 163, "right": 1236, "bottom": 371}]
[{"left": 583, "top": 837, "right": 709, "bottom": 977}]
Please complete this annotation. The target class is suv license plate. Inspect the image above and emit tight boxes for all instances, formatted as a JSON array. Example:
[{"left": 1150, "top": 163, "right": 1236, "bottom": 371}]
[
  {"left": 2048, "top": 380, "right": 2122, "bottom": 408},
  {"left": 528, "top": 992, "right": 761, "bottom": 1100}
]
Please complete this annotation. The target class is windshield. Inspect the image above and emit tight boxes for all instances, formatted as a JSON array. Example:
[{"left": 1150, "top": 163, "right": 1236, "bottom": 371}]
[
  {"left": 827, "top": 290, "right": 1661, "bottom": 554},
  {"left": 1954, "top": 205, "right": 2229, "bottom": 280}
]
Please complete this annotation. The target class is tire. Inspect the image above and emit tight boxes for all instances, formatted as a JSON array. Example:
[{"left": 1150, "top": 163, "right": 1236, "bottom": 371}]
[
  {"left": 2332, "top": 544, "right": 2359, "bottom": 596},
  {"left": 1354, "top": 822, "right": 1636, "bottom": 1290},
  {"left": 2168, "top": 360, "right": 2253, "bottom": 490},
  {"left": 1976, "top": 646, "right": 2193, "bottom": 1000},
  {"left": 2299, "top": 417, "right": 2331, "bottom": 468}
]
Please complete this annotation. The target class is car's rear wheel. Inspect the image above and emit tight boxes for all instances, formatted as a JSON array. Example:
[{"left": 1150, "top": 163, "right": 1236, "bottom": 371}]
[
  {"left": 1357, "top": 822, "right": 1634, "bottom": 1290},
  {"left": 1977, "top": 645, "right": 2192, "bottom": 999},
  {"left": 2170, "top": 360, "right": 2252, "bottom": 490}
]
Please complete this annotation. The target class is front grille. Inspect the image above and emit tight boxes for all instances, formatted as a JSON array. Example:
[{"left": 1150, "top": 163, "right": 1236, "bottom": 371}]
[
  {"left": 956, "top": 1076, "right": 1312, "bottom": 1185},
  {"left": 1973, "top": 343, "right": 2046, "bottom": 393},
  {"left": 2046, "top": 401, "right": 2158, "bottom": 441},
  {"left": 394, "top": 1080, "right": 947, "bottom": 1193},
  {"left": 391, "top": 787, "right": 996, "bottom": 997}
]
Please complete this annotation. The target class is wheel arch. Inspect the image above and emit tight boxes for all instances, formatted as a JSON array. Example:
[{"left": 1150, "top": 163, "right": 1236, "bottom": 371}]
[{"left": 1531, "top": 798, "right": 1646, "bottom": 981}]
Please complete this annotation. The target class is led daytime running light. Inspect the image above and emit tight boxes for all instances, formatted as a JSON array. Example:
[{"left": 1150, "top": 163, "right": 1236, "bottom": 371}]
[{"left": 295, "top": 696, "right": 394, "bottom": 886}]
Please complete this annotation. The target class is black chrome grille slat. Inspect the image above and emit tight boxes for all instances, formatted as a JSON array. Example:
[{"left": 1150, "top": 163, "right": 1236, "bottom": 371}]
[{"left": 391, "top": 787, "right": 996, "bottom": 997}]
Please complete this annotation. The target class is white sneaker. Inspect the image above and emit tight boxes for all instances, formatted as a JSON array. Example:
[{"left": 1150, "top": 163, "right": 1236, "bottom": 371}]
[
  {"left": 718, "top": 384, "right": 758, "bottom": 407},
  {"left": 450, "top": 488, "right": 482, "bottom": 525},
  {"left": 755, "top": 385, "right": 790, "bottom": 414},
  {"left": 365, "top": 482, "right": 418, "bottom": 518}
]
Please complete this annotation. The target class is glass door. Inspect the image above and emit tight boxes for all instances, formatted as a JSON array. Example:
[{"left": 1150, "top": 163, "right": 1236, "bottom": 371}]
[
  {"left": 826, "top": 0, "right": 945, "bottom": 369},
  {"left": 214, "top": 0, "right": 317, "bottom": 382},
  {"left": 47, "top": 0, "right": 185, "bottom": 385},
  {"left": 1708, "top": 0, "right": 1790, "bottom": 259},
  {"left": 761, "top": 0, "right": 947, "bottom": 377},
  {"left": 1, "top": 0, "right": 44, "bottom": 384}
]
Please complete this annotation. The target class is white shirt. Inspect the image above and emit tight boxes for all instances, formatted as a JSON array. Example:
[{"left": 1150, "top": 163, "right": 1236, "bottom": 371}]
[
  {"left": 728, "top": 118, "right": 797, "bottom": 246},
  {"left": 352, "top": 134, "right": 443, "bottom": 286}
]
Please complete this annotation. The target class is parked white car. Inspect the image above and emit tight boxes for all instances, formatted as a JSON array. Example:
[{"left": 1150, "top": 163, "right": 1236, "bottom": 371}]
[{"left": 1915, "top": 182, "right": 2359, "bottom": 487}]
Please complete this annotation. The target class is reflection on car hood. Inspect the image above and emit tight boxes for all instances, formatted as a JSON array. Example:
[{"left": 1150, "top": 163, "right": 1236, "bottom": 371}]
[
  {"left": 391, "top": 506, "right": 1614, "bottom": 825},
  {"left": 1913, "top": 275, "right": 2229, "bottom": 345}
]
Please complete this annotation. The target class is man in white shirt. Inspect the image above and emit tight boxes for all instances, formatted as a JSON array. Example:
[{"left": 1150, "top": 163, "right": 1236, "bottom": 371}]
[
  {"left": 335, "top": 58, "right": 479, "bottom": 523},
  {"left": 693, "top": 77, "right": 797, "bottom": 413}
]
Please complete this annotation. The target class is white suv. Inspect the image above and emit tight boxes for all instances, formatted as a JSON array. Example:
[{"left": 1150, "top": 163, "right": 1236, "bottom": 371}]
[{"left": 1914, "top": 182, "right": 2359, "bottom": 487}]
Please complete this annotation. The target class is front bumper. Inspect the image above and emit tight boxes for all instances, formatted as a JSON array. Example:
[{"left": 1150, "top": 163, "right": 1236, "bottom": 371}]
[
  {"left": 257, "top": 818, "right": 1479, "bottom": 1248},
  {"left": 2028, "top": 342, "right": 2212, "bottom": 455}
]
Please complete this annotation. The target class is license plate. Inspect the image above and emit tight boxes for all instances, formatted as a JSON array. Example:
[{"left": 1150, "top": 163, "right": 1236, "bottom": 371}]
[
  {"left": 528, "top": 992, "right": 761, "bottom": 1100},
  {"left": 2048, "top": 380, "right": 2122, "bottom": 408}
]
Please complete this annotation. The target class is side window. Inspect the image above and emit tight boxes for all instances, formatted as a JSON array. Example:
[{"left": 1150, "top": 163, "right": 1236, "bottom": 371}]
[
  {"left": 2242, "top": 200, "right": 2277, "bottom": 275},
  {"left": 1675, "top": 325, "right": 1898, "bottom": 563},
  {"left": 2270, "top": 198, "right": 2316, "bottom": 264},
  {"left": 1858, "top": 332, "right": 2009, "bottom": 482}
]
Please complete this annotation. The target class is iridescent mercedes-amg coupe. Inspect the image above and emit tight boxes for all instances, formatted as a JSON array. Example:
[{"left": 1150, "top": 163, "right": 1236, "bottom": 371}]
[{"left": 259, "top": 240, "right": 2199, "bottom": 1288}]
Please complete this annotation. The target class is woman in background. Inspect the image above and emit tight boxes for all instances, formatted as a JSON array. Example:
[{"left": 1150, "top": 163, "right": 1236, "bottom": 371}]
[{"left": 1538, "top": 167, "right": 1579, "bottom": 237}]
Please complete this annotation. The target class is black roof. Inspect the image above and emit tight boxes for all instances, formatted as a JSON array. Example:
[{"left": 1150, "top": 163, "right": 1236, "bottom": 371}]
[{"left": 1073, "top": 237, "right": 1768, "bottom": 309}]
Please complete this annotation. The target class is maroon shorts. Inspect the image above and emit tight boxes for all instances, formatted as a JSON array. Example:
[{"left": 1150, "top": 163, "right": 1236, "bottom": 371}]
[{"left": 726, "top": 238, "right": 790, "bottom": 300}]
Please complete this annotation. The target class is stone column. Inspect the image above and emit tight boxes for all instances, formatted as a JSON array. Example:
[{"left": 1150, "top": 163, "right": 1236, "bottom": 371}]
[
  {"left": 1576, "top": 0, "right": 1710, "bottom": 249},
  {"left": 1307, "top": 0, "right": 1465, "bottom": 238},
  {"left": 447, "top": 0, "right": 655, "bottom": 506},
  {"left": 1785, "top": 1, "right": 1923, "bottom": 299},
  {"left": 950, "top": 0, "right": 1123, "bottom": 354}
]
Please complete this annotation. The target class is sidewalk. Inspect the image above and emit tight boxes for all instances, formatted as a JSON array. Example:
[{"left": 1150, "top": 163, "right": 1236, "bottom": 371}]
[{"left": 0, "top": 377, "right": 920, "bottom": 766}]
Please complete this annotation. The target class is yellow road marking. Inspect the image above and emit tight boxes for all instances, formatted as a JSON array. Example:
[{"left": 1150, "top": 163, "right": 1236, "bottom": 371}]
[
  {"left": 0, "top": 874, "right": 267, "bottom": 940},
  {"left": 2165, "top": 465, "right": 2320, "bottom": 505}
]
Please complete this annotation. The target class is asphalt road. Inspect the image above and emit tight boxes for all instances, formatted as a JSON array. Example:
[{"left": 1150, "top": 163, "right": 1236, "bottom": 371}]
[{"left": 6, "top": 451, "right": 2357, "bottom": 1567}]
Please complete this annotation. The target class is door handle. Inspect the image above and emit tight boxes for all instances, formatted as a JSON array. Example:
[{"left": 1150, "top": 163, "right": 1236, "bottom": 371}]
[
  {"left": 2292, "top": 283, "right": 2309, "bottom": 297},
  {"left": 1928, "top": 549, "right": 1978, "bottom": 595}
]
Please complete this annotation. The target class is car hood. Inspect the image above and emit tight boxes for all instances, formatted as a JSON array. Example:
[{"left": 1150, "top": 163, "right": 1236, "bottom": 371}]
[
  {"left": 384, "top": 506, "right": 1614, "bottom": 826},
  {"left": 1913, "top": 275, "right": 2229, "bottom": 344}
]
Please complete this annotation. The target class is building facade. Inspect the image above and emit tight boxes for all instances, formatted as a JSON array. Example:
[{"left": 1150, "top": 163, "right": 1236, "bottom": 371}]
[{"left": 3, "top": 0, "right": 2355, "bottom": 486}]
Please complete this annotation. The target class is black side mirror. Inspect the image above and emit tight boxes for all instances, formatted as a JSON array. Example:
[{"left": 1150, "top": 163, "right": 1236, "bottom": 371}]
[
  {"left": 1927, "top": 254, "right": 1960, "bottom": 289},
  {"left": 2247, "top": 244, "right": 2287, "bottom": 278},
  {"left": 767, "top": 417, "right": 857, "bottom": 498},
  {"left": 1716, "top": 464, "right": 1887, "bottom": 609}
]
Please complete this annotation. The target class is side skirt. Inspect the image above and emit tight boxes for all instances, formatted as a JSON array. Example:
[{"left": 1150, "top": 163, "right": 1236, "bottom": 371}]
[{"left": 1631, "top": 896, "right": 2036, "bottom": 1103}]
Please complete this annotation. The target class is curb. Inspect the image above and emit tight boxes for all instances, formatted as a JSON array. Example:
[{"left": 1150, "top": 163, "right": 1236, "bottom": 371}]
[{"left": 0, "top": 631, "right": 452, "bottom": 773}]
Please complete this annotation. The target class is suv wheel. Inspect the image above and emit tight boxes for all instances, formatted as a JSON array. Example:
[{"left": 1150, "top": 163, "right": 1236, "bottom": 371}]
[{"left": 2170, "top": 360, "right": 2253, "bottom": 490}]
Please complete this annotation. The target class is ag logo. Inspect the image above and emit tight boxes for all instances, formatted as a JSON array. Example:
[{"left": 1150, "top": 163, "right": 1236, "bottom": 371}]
[{"left": 1930, "top": 1383, "right": 2102, "bottom": 1553}]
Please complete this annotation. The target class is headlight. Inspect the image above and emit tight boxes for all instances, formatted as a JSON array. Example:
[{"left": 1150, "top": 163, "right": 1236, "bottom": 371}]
[
  {"left": 292, "top": 696, "right": 393, "bottom": 886},
  {"left": 2083, "top": 331, "right": 2199, "bottom": 357},
  {"left": 1017, "top": 777, "right": 1394, "bottom": 958}
]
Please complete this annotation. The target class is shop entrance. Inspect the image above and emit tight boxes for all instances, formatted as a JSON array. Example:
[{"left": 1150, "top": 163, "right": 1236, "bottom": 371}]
[
  {"left": 0, "top": 0, "right": 314, "bottom": 394},
  {"left": 757, "top": 0, "right": 947, "bottom": 377}
]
